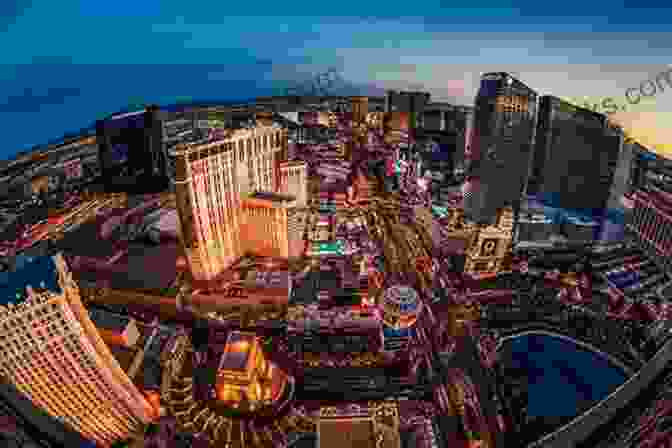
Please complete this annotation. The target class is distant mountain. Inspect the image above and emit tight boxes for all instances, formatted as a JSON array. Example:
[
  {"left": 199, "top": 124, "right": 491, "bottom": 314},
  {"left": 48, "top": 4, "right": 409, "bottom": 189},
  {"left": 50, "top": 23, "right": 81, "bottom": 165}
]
[{"left": 0, "top": 72, "right": 385, "bottom": 164}]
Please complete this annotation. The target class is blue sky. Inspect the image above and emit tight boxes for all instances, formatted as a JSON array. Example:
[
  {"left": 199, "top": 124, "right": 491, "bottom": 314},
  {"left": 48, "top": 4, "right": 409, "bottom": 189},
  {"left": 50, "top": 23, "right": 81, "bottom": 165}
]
[{"left": 1, "top": 0, "right": 671, "bottom": 158}]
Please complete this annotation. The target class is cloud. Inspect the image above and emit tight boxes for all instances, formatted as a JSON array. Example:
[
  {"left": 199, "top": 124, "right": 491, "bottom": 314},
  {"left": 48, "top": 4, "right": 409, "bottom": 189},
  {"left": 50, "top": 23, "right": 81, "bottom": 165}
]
[
  {"left": 0, "top": 86, "right": 82, "bottom": 113},
  {"left": 0, "top": 0, "right": 33, "bottom": 32}
]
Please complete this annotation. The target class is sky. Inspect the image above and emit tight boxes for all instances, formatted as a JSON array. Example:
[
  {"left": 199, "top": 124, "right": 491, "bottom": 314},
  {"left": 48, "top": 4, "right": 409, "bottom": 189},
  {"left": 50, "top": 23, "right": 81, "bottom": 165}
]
[{"left": 1, "top": 0, "right": 671, "bottom": 159}]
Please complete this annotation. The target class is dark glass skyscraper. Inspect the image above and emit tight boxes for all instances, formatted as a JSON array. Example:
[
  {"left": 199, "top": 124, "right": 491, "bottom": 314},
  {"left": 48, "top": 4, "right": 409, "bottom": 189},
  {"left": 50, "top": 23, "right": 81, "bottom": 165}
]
[
  {"left": 464, "top": 72, "right": 538, "bottom": 225},
  {"left": 529, "top": 96, "right": 620, "bottom": 215},
  {"left": 96, "top": 105, "right": 169, "bottom": 193},
  {"left": 420, "top": 104, "right": 473, "bottom": 183}
]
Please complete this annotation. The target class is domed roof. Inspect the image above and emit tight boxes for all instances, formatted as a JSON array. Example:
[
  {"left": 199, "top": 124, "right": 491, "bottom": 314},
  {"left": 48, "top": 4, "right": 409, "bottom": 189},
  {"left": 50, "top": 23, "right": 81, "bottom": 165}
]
[
  {"left": 383, "top": 285, "right": 420, "bottom": 308},
  {"left": 381, "top": 285, "right": 422, "bottom": 329}
]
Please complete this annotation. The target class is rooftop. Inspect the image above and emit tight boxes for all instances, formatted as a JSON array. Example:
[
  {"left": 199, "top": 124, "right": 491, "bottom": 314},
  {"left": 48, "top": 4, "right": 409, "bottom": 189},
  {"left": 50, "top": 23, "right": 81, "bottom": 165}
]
[
  {"left": 248, "top": 191, "right": 296, "bottom": 203},
  {"left": 88, "top": 308, "right": 133, "bottom": 331},
  {"left": 219, "top": 332, "right": 256, "bottom": 372},
  {"left": 280, "top": 160, "right": 308, "bottom": 168},
  {"left": 319, "top": 419, "right": 376, "bottom": 448},
  {"left": 54, "top": 198, "right": 180, "bottom": 291},
  {"left": 54, "top": 218, "right": 120, "bottom": 259},
  {"left": 244, "top": 269, "right": 291, "bottom": 290}
]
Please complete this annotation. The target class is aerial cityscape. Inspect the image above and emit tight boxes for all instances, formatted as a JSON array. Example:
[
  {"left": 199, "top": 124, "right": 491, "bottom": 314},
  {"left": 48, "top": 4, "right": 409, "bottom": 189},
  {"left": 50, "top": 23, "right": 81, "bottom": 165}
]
[{"left": 0, "top": 63, "right": 671, "bottom": 448}]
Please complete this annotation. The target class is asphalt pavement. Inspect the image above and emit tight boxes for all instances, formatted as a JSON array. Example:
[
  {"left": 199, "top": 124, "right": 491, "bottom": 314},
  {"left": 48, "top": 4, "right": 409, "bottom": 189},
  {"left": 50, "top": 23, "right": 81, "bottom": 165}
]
[{"left": 443, "top": 334, "right": 506, "bottom": 448}]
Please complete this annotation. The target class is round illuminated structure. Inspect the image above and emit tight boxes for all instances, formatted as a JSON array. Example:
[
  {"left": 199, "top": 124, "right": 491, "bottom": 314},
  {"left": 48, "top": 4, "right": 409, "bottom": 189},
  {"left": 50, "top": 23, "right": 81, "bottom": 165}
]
[
  {"left": 161, "top": 331, "right": 303, "bottom": 444},
  {"left": 381, "top": 285, "right": 423, "bottom": 330},
  {"left": 214, "top": 331, "right": 293, "bottom": 415}
]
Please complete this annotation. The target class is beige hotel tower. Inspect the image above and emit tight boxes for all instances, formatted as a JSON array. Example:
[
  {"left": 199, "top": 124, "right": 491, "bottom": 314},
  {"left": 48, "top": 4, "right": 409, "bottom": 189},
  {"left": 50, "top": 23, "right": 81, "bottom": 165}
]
[
  {"left": 0, "top": 254, "right": 154, "bottom": 447},
  {"left": 173, "top": 122, "right": 287, "bottom": 281}
]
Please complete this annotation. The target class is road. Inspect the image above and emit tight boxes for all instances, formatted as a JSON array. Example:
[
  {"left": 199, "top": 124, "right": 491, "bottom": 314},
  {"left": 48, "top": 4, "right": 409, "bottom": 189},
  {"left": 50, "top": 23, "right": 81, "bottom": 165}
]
[
  {"left": 295, "top": 367, "right": 432, "bottom": 401},
  {"left": 445, "top": 335, "right": 506, "bottom": 448}
]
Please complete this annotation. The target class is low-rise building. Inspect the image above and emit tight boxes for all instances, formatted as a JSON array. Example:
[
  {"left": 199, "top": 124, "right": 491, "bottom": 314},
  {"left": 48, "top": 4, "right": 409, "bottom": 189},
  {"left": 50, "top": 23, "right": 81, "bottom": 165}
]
[{"left": 89, "top": 308, "right": 141, "bottom": 348}]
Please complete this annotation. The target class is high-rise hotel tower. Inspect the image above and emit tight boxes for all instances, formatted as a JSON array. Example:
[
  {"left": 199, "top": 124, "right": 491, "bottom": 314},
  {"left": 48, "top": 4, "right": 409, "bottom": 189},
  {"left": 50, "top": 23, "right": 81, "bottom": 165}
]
[
  {"left": 0, "top": 254, "right": 154, "bottom": 447},
  {"left": 464, "top": 72, "right": 538, "bottom": 226},
  {"left": 627, "top": 151, "right": 672, "bottom": 274},
  {"left": 173, "top": 123, "right": 286, "bottom": 281}
]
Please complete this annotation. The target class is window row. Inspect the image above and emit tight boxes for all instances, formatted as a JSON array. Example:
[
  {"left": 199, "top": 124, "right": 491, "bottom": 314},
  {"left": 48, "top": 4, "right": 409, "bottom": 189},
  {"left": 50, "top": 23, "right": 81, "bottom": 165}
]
[
  {"left": 218, "top": 131, "right": 282, "bottom": 163},
  {"left": 0, "top": 304, "right": 60, "bottom": 331}
]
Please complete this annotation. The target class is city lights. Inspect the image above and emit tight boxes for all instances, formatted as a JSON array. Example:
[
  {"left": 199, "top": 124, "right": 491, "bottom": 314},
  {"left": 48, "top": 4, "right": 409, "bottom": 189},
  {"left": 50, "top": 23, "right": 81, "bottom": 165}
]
[{"left": 2, "top": 81, "right": 670, "bottom": 448}]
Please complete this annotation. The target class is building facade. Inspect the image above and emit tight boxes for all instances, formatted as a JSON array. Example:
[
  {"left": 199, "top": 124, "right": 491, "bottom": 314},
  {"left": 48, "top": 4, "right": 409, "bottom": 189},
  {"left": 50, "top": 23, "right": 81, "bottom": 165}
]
[
  {"left": 465, "top": 72, "right": 538, "bottom": 226},
  {"left": 0, "top": 135, "right": 99, "bottom": 199},
  {"left": 0, "top": 254, "right": 153, "bottom": 447},
  {"left": 173, "top": 124, "right": 286, "bottom": 281},
  {"left": 215, "top": 331, "right": 289, "bottom": 409},
  {"left": 606, "top": 141, "right": 638, "bottom": 211},
  {"left": 286, "top": 209, "right": 308, "bottom": 259},
  {"left": 530, "top": 96, "right": 620, "bottom": 214},
  {"left": 96, "top": 106, "right": 168, "bottom": 193},
  {"left": 381, "top": 285, "right": 423, "bottom": 330},
  {"left": 516, "top": 209, "right": 554, "bottom": 244},
  {"left": 0, "top": 378, "right": 94, "bottom": 448},
  {"left": 419, "top": 104, "right": 473, "bottom": 182},
  {"left": 350, "top": 97, "right": 370, "bottom": 124},
  {"left": 385, "top": 90, "right": 431, "bottom": 130},
  {"left": 156, "top": 109, "right": 200, "bottom": 186},
  {"left": 279, "top": 161, "right": 308, "bottom": 208},
  {"left": 29, "top": 175, "right": 50, "bottom": 197},
  {"left": 628, "top": 185, "right": 672, "bottom": 273},
  {"left": 464, "top": 208, "right": 514, "bottom": 276},
  {"left": 438, "top": 206, "right": 514, "bottom": 276},
  {"left": 345, "top": 97, "right": 371, "bottom": 161},
  {"left": 240, "top": 193, "right": 296, "bottom": 259},
  {"left": 629, "top": 147, "right": 672, "bottom": 194}
]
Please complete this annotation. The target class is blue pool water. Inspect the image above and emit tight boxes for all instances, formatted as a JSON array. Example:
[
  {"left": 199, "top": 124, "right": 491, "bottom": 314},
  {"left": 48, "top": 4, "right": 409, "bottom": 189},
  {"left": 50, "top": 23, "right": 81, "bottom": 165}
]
[{"left": 503, "top": 333, "right": 628, "bottom": 417}]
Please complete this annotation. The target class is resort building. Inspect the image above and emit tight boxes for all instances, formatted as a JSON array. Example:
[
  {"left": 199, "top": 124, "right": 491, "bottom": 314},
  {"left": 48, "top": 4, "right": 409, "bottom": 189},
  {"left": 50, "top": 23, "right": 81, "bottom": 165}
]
[
  {"left": 173, "top": 123, "right": 286, "bottom": 281},
  {"left": 239, "top": 192, "right": 296, "bottom": 260},
  {"left": 215, "top": 331, "right": 289, "bottom": 411},
  {"left": 0, "top": 254, "right": 154, "bottom": 447},
  {"left": 628, "top": 185, "right": 672, "bottom": 273},
  {"left": 279, "top": 161, "right": 308, "bottom": 208}
]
